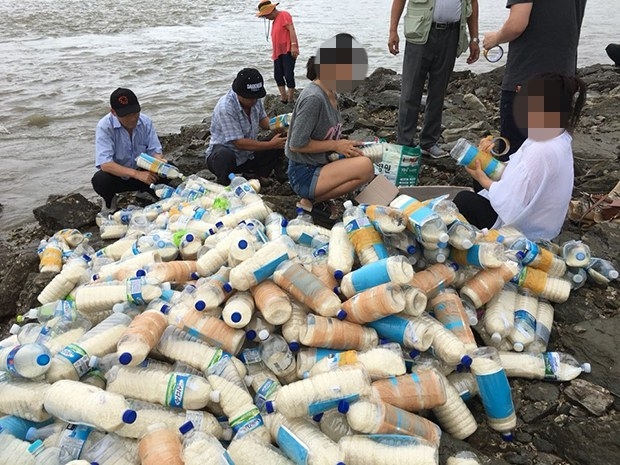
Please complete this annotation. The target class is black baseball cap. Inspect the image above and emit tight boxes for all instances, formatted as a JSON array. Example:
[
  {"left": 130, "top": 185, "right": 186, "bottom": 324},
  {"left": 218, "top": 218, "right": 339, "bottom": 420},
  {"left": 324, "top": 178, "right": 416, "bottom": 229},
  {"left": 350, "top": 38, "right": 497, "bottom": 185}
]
[
  {"left": 110, "top": 88, "right": 141, "bottom": 117},
  {"left": 232, "top": 68, "right": 267, "bottom": 99}
]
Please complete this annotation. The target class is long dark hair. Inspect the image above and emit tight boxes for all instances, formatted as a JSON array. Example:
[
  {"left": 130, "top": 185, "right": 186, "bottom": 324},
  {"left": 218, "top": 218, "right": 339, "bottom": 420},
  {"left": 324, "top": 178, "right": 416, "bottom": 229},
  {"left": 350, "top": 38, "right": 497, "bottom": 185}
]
[
  {"left": 306, "top": 56, "right": 318, "bottom": 80},
  {"left": 523, "top": 72, "right": 587, "bottom": 132}
]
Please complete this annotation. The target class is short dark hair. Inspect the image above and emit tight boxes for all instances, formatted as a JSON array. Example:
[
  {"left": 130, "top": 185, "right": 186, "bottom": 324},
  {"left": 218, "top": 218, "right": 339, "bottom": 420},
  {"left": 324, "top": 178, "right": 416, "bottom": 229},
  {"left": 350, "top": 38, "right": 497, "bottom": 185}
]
[{"left": 306, "top": 56, "right": 318, "bottom": 80}]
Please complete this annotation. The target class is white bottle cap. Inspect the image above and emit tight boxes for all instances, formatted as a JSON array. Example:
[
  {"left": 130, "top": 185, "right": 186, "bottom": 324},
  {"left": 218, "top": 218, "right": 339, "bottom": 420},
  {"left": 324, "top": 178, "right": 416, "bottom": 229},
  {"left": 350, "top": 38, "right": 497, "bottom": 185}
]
[
  {"left": 343, "top": 200, "right": 353, "bottom": 209},
  {"left": 438, "top": 232, "right": 450, "bottom": 244},
  {"left": 210, "top": 390, "right": 221, "bottom": 403},
  {"left": 491, "top": 332, "right": 502, "bottom": 343},
  {"left": 581, "top": 363, "right": 592, "bottom": 373},
  {"left": 513, "top": 342, "right": 524, "bottom": 352},
  {"left": 258, "top": 329, "right": 270, "bottom": 341},
  {"left": 573, "top": 273, "right": 584, "bottom": 284},
  {"left": 461, "top": 239, "right": 474, "bottom": 249},
  {"left": 9, "top": 324, "right": 21, "bottom": 335},
  {"left": 609, "top": 270, "right": 619, "bottom": 280}
]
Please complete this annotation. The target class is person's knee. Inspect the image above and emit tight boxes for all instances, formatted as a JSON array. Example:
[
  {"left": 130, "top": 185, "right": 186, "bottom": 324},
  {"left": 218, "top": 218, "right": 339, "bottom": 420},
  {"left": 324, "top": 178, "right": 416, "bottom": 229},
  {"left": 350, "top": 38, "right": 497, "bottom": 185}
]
[{"left": 358, "top": 157, "right": 375, "bottom": 182}]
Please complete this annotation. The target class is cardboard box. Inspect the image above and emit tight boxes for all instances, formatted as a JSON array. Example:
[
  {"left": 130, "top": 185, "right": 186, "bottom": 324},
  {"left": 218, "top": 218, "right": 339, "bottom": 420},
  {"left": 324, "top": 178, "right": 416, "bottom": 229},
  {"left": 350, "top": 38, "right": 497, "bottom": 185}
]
[{"left": 356, "top": 174, "right": 473, "bottom": 206}]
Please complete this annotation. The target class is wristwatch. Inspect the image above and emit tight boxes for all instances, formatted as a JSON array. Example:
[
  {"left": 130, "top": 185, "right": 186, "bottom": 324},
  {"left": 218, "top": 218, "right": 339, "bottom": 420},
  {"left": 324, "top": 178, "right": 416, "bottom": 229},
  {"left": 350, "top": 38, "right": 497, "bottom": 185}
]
[{"left": 470, "top": 37, "right": 480, "bottom": 44}]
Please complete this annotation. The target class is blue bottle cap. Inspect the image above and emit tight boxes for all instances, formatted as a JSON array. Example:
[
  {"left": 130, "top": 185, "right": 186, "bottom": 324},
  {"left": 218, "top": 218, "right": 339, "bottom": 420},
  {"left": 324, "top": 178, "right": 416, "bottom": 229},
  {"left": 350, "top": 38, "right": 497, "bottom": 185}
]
[
  {"left": 231, "top": 312, "right": 242, "bottom": 323},
  {"left": 122, "top": 410, "right": 137, "bottom": 424},
  {"left": 194, "top": 300, "right": 206, "bottom": 311},
  {"left": 119, "top": 353, "right": 133, "bottom": 365},
  {"left": 336, "top": 309, "right": 347, "bottom": 320},
  {"left": 179, "top": 421, "right": 194, "bottom": 435},
  {"left": 238, "top": 240, "right": 248, "bottom": 250},
  {"left": 408, "top": 349, "right": 420, "bottom": 359},
  {"left": 25, "top": 427, "right": 38, "bottom": 442},
  {"left": 289, "top": 341, "right": 300, "bottom": 352},
  {"left": 265, "top": 401, "right": 275, "bottom": 414},
  {"left": 312, "top": 413, "right": 324, "bottom": 422},
  {"left": 160, "top": 304, "right": 171, "bottom": 315},
  {"left": 27, "top": 439, "right": 44, "bottom": 454},
  {"left": 185, "top": 234, "right": 194, "bottom": 243},
  {"left": 501, "top": 432, "right": 514, "bottom": 441},
  {"left": 36, "top": 354, "right": 50, "bottom": 366},
  {"left": 337, "top": 399, "right": 350, "bottom": 414},
  {"left": 407, "top": 245, "right": 417, "bottom": 254},
  {"left": 190, "top": 272, "right": 200, "bottom": 280},
  {"left": 223, "top": 282, "right": 233, "bottom": 293},
  {"left": 334, "top": 270, "right": 344, "bottom": 280},
  {"left": 460, "top": 355, "right": 473, "bottom": 367},
  {"left": 160, "top": 289, "right": 175, "bottom": 302},
  {"left": 228, "top": 173, "right": 236, "bottom": 180},
  {"left": 576, "top": 252, "right": 585, "bottom": 260},
  {"left": 246, "top": 330, "right": 257, "bottom": 341},
  {"left": 136, "top": 269, "right": 146, "bottom": 277},
  {"left": 315, "top": 248, "right": 326, "bottom": 256},
  {"left": 216, "top": 221, "right": 224, "bottom": 229}
]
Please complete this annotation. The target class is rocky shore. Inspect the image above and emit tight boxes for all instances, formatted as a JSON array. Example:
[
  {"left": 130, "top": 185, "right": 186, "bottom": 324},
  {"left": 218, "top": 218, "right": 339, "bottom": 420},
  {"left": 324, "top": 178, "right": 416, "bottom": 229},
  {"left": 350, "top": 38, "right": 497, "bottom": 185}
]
[{"left": 0, "top": 64, "right": 618, "bottom": 465}]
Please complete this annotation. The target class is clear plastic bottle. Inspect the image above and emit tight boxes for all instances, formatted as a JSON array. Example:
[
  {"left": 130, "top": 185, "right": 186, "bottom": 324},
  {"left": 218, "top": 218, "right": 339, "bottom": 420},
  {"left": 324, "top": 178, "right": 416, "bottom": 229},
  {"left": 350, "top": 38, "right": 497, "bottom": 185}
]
[
  {"left": 561, "top": 240, "right": 592, "bottom": 268},
  {"left": 80, "top": 433, "right": 136, "bottom": 464},
  {"left": 414, "top": 313, "right": 473, "bottom": 367},
  {"left": 0, "top": 343, "right": 51, "bottom": 379},
  {"left": 346, "top": 399, "right": 442, "bottom": 446},
  {"left": 222, "top": 291, "right": 255, "bottom": 329},
  {"left": 460, "top": 260, "right": 520, "bottom": 308},
  {"left": 339, "top": 434, "right": 438, "bottom": 465},
  {"left": 450, "top": 242, "right": 506, "bottom": 269},
  {"left": 12, "top": 318, "right": 92, "bottom": 357},
  {"left": 139, "top": 261, "right": 198, "bottom": 284},
  {"left": 409, "top": 262, "right": 458, "bottom": 298},
  {"left": 529, "top": 298, "right": 554, "bottom": 354},
  {"left": 421, "top": 242, "right": 449, "bottom": 264},
  {"left": 180, "top": 421, "right": 233, "bottom": 465},
  {"left": 227, "top": 434, "right": 295, "bottom": 465},
  {"left": 508, "top": 288, "right": 538, "bottom": 352},
  {"left": 429, "top": 289, "right": 477, "bottom": 351},
  {"left": 176, "top": 306, "right": 246, "bottom": 355},
  {"left": 193, "top": 265, "right": 232, "bottom": 312},
  {"left": 450, "top": 137, "right": 506, "bottom": 180},
  {"left": 339, "top": 282, "right": 406, "bottom": 324},
  {"left": 38, "top": 238, "right": 64, "bottom": 273},
  {"left": 497, "top": 351, "right": 591, "bottom": 381},
  {"left": 400, "top": 284, "right": 428, "bottom": 317},
  {"left": 389, "top": 194, "right": 450, "bottom": 245},
  {"left": 446, "top": 451, "right": 482, "bottom": 465},
  {"left": 431, "top": 373, "right": 478, "bottom": 440},
  {"left": 43, "top": 380, "right": 136, "bottom": 432},
  {"left": 264, "top": 212, "right": 288, "bottom": 241},
  {"left": 136, "top": 153, "right": 185, "bottom": 180},
  {"left": 19, "top": 299, "right": 78, "bottom": 325},
  {"left": 564, "top": 266, "right": 587, "bottom": 290},
  {"left": 228, "top": 236, "right": 297, "bottom": 291},
  {"left": 138, "top": 423, "right": 184, "bottom": 465},
  {"left": 300, "top": 314, "right": 378, "bottom": 351},
  {"left": 514, "top": 265, "right": 572, "bottom": 303},
  {"left": 116, "top": 309, "right": 168, "bottom": 366},
  {"left": 447, "top": 221, "right": 478, "bottom": 251},
  {"left": 0, "top": 373, "right": 51, "bottom": 423},
  {"left": 46, "top": 312, "right": 132, "bottom": 382},
  {"left": 245, "top": 314, "right": 275, "bottom": 342},
  {"left": 265, "top": 367, "right": 372, "bottom": 418},
  {"left": 272, "top": 260, "right": 342, "bottom": 317},
  {"left": 338, "top": 255, "right": 414, "bottom": 298},
  {"left": 482, "top": 283, "right": 518, "bottom": 343},
  {"left": 0, "top": 415, "right": 53, "bottom": 440},
  {"left": 367, "top": 314, "right": 434, "bottom": 352},
  {"left": 586, "top": 257, "right": 619, "bottom": 285},
  {"left": 240, "top": 347, "right": 282, "bottom": 411},
  {"left": 281, "top": 301, "right": 310, "bottom": 352},
  {"left": 359, "top": 204, "right": 406, "bottom": 234},
  {"left": 308, "top": 345, "right": 405, "bottom": 380},
  {"left": 258, "top": 331, "right": 298, "bottom": 385},
  {"left": 37, "top": 255, "right": 91, "bottom": 305},
  {"left": 105, "top": 365, "right": 218, "bottom": 410},
  {"left": 73, "top": 276, "right": 163, "bottom": 315},
  {"left": 286, "top": 207, "right": 331, "bottom": 247},
  {"left": 250, "top": 279, "right": 292, "bottom": 325},
  {"left": 447, "top": 371, "right": 479, "bottom": 401},
  {"left": 150, "top": 182, "right": 176, "bottom": 199},
  {"left": 371, "top": 366, "right": 447, "bottom": 412},
  {"left": 313, "top": 410, "right": 353, "bottom": 443},
  {"left": 94, "top": 230, "right": 144, "bottom": 261},
  {"left": 228, "top": 173, "right": 262, "bottom": 205},
  {"left": 384, "top": 229, "right": 419, "bottom": 256},
  {"left": 0, "top": 433, "right": 36, "bottom": 465},
  {"left": 342, "top": 200, "right": 389, "bottom": 265},
  {"left": 27, "top": 439, "right": 61, "bottom": 465},
  {"left": 269, "top": 112, "right": 293, "bottom": 129},
  {"left": 511, "top": 237, "right": 567, "bottom": 277},
  {"left": 469, "top": 346, "right": 516, "bottom": 440}
]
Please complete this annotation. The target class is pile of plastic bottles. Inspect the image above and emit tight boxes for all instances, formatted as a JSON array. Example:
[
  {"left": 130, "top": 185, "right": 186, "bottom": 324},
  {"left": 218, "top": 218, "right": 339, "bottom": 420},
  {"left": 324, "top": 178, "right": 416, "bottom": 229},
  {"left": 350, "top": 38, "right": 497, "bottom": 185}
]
[{"left": 2, "top": 172, "right": 616, "bottom": 465}]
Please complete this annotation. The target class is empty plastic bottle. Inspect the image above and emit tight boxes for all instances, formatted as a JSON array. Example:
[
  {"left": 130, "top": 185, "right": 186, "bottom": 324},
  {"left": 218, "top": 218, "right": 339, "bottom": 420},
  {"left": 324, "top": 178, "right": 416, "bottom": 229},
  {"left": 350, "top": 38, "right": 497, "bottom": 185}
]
[
  {"left": 138, "top": 422, "right": 184, "bottom": 465},
  {"left": 0, "top": 343, "right": 51, "bottom": 379},
  {"left": 240, "top": 347, "right": 282, "bottom": 411},
  {"left": 301, "top": 314, "right": 378, "bottom": 351},
  {"left": 450, "top": 137, "right": 506, "bottom": 180},
  {"left": 447, "top": 371, "right": 479, "bottom": 401},
  {"left": 27, "top": 439, "right": 61, "bottom": 465},
  {"left": 564, "top": 266, "right": 587, "bottom": 290},
  {"left": 80, "top": 433, "right": 136, "bottom": 464},
  {"left": 0, "top": 415, "right": 53, "bottom": 440},
  {"left": 250, "top": 279, "right": 292, "bottom": 325},
  {"left": 346, "top": 399, "right": 442, "bottom": 445},
  {"left": 561, "top": 240, "right": 591, "bottom": 268},
  {"left": 342, "top": 200, "right": 389, "bottom": 265},
  {"left": 339, "top": 255, "right": 414, "bottom": 298},
  {"left": 19, "top": 299, "right": 78, "bottom": 325},
  {"left": 339, "top": 282, "right": 406, "bottom": 324},
  {"left": 265, "top": 367, "right": 372, "bottom": 418},
  {"left": 136, "top": 153, "right": 185, "bottom": 180},
  {"left": 497, "top": 351, "right": 591, "bottom": 381},
  {"left": 43, "top": 380, "right": 136, "bottom": 432},
  {"left": 469, "top": 346, "right": 516, "bottom": 440},
  {"left": 313, "top": 409, "right": 353, "bottom": 443},
  {"left": 258, "top": 331, "right": 298, "bottom": 385},
  {"left": 273, "top": 260, "right": 342, "bottom": 317},
  {"left": 116, "top": 309, "right": 168, "bottom": 366},
  {"left": 295, "top": 347, "right": 342, "bottom": 379},
  {"left": 390, "top": 194, "right": 450, "bottom": 245},
  {"left": 586, "top": 257, "right": 619, "bottom": 285}
]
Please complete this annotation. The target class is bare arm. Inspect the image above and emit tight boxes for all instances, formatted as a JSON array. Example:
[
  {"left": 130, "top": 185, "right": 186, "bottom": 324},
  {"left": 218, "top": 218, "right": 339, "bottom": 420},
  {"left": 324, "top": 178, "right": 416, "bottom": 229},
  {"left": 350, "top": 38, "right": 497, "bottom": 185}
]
[
  {"left": 285, "top": 23, "right": 300, "bottom": 59},
  {"left": 291, "top": 139, "right": 363, "bottom": 158},
  {"left": 388, "top": 0, "right": 407, "bottom": 55},
  {"left": 100, "top": 161, "right": 157, "bottom": 185},
  {"left": 483, "top": 2, "right": 532, "bottom": 49},
  {"left": 466, "top": 0, "right": 480, "bottom": 64}
]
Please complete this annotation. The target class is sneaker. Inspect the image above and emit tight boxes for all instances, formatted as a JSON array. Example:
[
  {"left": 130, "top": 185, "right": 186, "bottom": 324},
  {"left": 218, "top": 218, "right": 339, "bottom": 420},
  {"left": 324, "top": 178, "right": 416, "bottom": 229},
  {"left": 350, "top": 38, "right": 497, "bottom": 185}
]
[
  {"left": 421, "top": 144, "right": 449, "bottom": 159},
  {"left": 100, "top": 195, "right": 118, "bottom": 215}
]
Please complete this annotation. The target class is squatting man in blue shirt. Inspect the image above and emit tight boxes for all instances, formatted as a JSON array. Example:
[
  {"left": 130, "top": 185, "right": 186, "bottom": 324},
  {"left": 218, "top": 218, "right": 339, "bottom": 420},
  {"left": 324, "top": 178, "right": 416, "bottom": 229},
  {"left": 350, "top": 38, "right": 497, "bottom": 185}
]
[{"left": 92, "top": 88, "right": 165, "bottom": 214}]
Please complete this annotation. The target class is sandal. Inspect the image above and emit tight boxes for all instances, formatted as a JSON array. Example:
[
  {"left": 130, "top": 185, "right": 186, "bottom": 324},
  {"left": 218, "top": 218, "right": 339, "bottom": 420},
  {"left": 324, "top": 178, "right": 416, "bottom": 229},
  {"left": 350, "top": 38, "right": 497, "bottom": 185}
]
[{"left": 296, "top": 200, "right": 340, "bottom": 228}]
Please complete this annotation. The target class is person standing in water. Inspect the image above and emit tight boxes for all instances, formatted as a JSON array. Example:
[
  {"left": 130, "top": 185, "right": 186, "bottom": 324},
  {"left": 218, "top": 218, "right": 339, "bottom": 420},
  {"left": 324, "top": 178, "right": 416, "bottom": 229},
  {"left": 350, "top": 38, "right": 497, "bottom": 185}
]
[{"left": 256, "top": 1, "right": 300, "bottom": 104}]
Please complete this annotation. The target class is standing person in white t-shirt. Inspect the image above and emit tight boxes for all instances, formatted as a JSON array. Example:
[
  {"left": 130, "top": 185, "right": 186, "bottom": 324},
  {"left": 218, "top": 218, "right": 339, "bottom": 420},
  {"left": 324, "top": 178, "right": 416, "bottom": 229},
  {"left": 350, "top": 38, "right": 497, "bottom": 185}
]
[{"left": 452, "top": 72, "right": 587, "bottom": 241}]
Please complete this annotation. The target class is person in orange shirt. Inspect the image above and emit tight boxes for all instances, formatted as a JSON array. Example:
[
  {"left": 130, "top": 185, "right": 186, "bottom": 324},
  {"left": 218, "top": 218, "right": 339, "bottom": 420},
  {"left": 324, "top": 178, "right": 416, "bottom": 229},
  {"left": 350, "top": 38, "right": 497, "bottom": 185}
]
[{"left": 257, "top": 1, "right": 300, "bottom": 104}]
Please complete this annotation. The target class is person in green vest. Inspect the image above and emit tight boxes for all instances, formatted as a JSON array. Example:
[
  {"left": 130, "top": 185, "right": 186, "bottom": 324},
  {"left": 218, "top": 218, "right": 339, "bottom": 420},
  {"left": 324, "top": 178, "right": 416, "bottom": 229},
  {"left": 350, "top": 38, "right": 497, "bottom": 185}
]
[{"left": 388, "top": 0, "right": 480, "bottom": 158}]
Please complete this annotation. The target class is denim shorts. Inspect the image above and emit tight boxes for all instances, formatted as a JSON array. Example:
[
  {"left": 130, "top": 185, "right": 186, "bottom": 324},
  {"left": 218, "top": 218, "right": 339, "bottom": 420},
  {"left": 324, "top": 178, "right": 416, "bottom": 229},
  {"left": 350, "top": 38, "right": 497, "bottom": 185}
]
[{"left": 287, "top": 160, "right": 322, "bottom": 200}]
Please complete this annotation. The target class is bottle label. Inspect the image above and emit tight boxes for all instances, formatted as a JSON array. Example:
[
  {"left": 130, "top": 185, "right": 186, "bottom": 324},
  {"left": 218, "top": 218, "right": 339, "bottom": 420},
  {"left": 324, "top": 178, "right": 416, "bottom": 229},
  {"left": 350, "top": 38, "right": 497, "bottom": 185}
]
[
  {"left": 185, "top": 410, "right": 204, "bottom": 430},
  {"left": 58, "top": 343, "right": 90, "bottom": 377},
  {"left": 367, "top": 315, "right": 410, "bottom": 346},
  {"left": 126, "top": 277, "right": 146, "bottom": 306},
  {"left": 229, "top": 407, "right": 264, "bottom": 437},
  {"left": 206, "top": 350, "right": 230, "bottom": 377},
  {"left": 307, "top": 393, "right": 360, "bottom": 416},
  {"left": 58, "top": 424, "right": 92, "bottom": 462},
  {"left": 255, "top": 378, "right": 279, "bottom": 411},
  {"left": 367, "top": 433, "right": 423, "bottom": 447},
  {"left": 241, "top": 347, "right": 262, "bottom": 364},
  {"left": 465, "top": 246, "right": 483, "bottom": 268},
  {"left": 326, "top": 351, "right": 358, "bottom": 370},
  {"left": 165, "top": 373, "right": 191, "bottom": 408},
  {"left": 535, "top": 321, "right": 551, "bottom": 348},
  {"left": 277, "top": 425, "right": 309, "bottom": 465},
  {"left": 4, "top": 345, "right": 21, "bottom": 376},
  {"left": 514, "top": 309, "right": 536, "bottom": 338},
  {"left": 252, "top": 252, "right": 289, "bottom": 284},
  {"left": 520, "top": 241, "right": 539, "bottom": 266},
  {"left": 543, "top": 352, "right": 561, "bottom": 381},
  {"left": 349, "top": 259, "right": 391, "bottom": 293},
  {"left": 474, "top": 368, "right": 515, "bottom": 420},
  {"left": 297, "top": 232, "right": 314, "bottom": 246}
]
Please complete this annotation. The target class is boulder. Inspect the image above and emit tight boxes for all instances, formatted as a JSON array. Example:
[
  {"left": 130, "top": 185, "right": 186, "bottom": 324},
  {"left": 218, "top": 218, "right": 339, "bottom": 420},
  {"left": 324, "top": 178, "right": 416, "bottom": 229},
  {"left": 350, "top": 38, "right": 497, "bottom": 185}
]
[{"left": 32, "top": 193, "right": 99, "bottom": 234}]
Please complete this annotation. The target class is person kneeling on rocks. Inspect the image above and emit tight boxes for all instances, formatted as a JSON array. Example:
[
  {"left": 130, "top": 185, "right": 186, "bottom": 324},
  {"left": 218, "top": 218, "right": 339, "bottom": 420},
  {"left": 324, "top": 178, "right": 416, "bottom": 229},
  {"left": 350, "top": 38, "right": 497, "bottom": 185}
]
[
  {"left": 205, "top": 68, "right": 288, "bottom": 186},
  {"left": 92, "top": 87, "right": 164, "bottom": 214}
]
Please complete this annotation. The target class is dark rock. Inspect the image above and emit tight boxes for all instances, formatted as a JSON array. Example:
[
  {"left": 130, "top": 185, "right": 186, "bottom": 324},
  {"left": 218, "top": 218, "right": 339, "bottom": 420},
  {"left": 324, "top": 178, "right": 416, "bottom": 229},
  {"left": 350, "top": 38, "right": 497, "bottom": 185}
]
[
  {"left": 32, "top": 193, "right": 99, "bottom": 234},
  {"left": 513, "top": 431, "right": 532, "bottom": 443},
  {"left": 523, "top": 383, "right": 560, "bottom": 403},
  {"left": 505, "top": 451, "right": 535, "bottom": 465},
  {"left": 532, "top": 436, "right": 555, "bottom": 453},
  {"left": 520, "top": 402, "right": 557, "bottom": 424},
  {"left": 533, "top": 453, "right": 563, "bottom": 465},
  {"left": 15, "top": 272, "right": 54, "bottom": 316},
  {"left": 0, "top": 248, "right": 40, "bottom": 319},
  {"left": 563, "top": 379, "right": 614, "bottom": 416}
]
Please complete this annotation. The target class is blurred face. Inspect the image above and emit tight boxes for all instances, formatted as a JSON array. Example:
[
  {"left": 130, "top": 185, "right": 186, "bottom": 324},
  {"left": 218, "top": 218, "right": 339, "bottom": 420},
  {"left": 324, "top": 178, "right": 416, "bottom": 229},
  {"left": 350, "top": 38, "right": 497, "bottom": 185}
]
[
  {"left": 315, "top": 34, "right": 368, "bottom": 93},
  {"left": 514, "top": 82, "right": 566, "bottom": 142},
  {"left": 113, "top": 110, "right": 140, "bottom": 130}
]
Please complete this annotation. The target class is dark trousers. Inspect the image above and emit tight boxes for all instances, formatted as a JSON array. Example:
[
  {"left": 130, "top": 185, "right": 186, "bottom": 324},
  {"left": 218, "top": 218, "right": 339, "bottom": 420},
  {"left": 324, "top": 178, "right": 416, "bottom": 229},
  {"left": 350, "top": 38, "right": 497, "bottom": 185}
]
[
  {"left": 397, "top": 26, "right": 460, "bottom": 149},
  {"left": 91, "top": 170, "right": 156, "bottom": 208},
  {"left": 206, "top": 144, "right": 284, "bottom": 186},
  {"left": 274, "top": 52, "right": 296, "bottom": 88},
  {"left": 453, "top": 190, "right": 498, "bottom": 230},
  {"left": 606, "top": 43, "right": 620, "bottom": 66}
]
